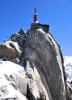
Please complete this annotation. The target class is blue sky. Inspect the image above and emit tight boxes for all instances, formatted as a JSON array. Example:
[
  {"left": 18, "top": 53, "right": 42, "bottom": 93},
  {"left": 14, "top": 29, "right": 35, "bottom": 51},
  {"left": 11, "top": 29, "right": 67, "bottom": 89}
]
[{"left": 0, "top": 0, "right": 72, "bottom": 56}]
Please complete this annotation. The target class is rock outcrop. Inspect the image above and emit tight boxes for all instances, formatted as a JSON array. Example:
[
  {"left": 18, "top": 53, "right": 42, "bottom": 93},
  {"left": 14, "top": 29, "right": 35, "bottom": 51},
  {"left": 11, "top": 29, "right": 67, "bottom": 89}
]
[
  {"left": 0, "top": 40, "right": 21, "bottom": 60},
  {"left": 0, "top": 26, "right": 67, "bottom": 100},
  {"left": 25, "top": 29, "right": 66, "bottom": 100}
]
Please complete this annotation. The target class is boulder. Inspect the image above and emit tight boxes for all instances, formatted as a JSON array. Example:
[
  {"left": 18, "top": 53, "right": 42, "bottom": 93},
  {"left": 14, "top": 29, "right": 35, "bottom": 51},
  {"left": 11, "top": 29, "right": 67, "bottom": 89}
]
[{"left": 0, "top": 40, "right": 21, "bottom": 60}]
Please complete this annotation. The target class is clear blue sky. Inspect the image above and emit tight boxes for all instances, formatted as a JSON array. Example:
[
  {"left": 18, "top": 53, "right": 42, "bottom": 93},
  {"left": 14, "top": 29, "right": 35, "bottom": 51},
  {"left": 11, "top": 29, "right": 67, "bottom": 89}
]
[{"left": 0, "top": 0, "right": 72, "bottom": 56}]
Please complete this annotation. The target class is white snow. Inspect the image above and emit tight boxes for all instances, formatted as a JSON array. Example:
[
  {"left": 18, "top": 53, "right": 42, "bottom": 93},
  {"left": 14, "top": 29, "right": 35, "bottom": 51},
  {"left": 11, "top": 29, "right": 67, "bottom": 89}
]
[
  {"left": 64, "top": 56, "right": 72, "bottom": 82},
  {"left": 0, "top": 60, "right": 26, "bottom": 99},
  {"left": 0, "top": 61, "right": 24, "bottom": 75},
  {"left": 0, "top": 54, "right": 72, "bottom": 99},
  {"left": 4, "top": 40, "right": 21, "bottom": 53},
  {"left": 64, "top": 56, "right": 72, "bottom": 66}
]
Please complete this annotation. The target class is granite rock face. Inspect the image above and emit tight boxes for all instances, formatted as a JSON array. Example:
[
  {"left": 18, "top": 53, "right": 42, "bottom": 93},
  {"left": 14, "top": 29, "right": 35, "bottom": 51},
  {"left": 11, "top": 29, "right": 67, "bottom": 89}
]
[
  {"left": 25, "top": 29, "right": 66, "bottom": 100},
  {"left": 0, "top": 27, "right": 67, "bottom": 100}
]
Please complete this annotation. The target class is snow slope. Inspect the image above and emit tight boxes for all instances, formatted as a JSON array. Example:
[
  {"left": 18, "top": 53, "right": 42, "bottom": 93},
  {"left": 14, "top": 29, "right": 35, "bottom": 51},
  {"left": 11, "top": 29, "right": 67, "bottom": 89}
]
[
  {"left": 0, "top": 55, "right": 71, "bottom": 100},
  {"left": 0, "top": 60, "right": 27, "bottom": 100},
  {"left": 64, "top": 56, "right": 72, "bottom": 82}
]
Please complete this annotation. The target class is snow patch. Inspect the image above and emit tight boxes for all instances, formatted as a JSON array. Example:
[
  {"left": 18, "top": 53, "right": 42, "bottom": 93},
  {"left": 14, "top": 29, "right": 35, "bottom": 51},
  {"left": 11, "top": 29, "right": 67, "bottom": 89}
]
[
  {"left": 64, "top": 56, "right": 72, "bottom": 82},
  {"left": 4, "top": 40, "right": 21, "bottom": 53}
]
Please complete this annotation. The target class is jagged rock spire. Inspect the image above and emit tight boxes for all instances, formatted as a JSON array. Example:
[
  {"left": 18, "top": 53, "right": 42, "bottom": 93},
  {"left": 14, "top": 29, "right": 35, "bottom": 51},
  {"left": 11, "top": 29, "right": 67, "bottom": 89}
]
[{"left": 34, "top": 8, "right": 38, "bottom": 23}]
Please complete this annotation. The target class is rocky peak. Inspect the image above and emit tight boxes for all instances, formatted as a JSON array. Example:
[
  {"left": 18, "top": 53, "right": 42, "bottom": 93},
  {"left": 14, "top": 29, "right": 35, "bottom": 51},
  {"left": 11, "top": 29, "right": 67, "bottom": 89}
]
[
  {"left": 0, "top": 24, "right": 67, "bottom": 100},
  {"left": 25, "top": 28, "right": 66, "bottom": 100},
  {"left": 11, "top": 29, "right": 27, "bottom": 51}
]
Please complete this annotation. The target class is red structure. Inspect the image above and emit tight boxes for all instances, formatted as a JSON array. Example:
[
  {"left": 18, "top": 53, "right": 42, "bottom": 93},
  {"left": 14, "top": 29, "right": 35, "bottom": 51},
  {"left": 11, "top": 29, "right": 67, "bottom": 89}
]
[
  {"left": 31, "top": 8, "right": 49, "bottom": 33},
  {"left": 34, "top": 8, "right": 38, "bottom": 23}
]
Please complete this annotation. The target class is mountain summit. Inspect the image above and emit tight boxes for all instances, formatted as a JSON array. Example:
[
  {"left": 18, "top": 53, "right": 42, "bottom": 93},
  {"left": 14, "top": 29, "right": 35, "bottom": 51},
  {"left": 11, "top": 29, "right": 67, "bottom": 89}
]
[{"left": 0, "top": 9, "right": 70, "bottom": 100}]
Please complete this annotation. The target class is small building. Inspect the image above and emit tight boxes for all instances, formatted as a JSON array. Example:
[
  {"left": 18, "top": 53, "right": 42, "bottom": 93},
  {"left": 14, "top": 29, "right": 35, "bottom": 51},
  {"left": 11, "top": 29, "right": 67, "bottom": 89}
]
[{"left": 31, "top": 8, "right": 49, "bottom": 33}]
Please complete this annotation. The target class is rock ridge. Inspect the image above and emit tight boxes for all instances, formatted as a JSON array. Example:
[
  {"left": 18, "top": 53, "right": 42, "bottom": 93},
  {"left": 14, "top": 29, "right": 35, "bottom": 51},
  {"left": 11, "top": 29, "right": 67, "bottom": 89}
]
[{"left": 0, "top": 27, "right": 67, "bottom": 100}]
